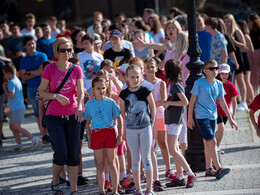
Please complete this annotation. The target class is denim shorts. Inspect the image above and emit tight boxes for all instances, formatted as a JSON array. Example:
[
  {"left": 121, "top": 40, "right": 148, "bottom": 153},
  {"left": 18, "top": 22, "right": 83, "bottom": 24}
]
[
  {"left": 10, "top": 107, "right": 25, "bottom": 123},
  {"left": 27, "top": 87, "right": 39, "bottom": 117},
  {"left": 196, "top": 118, "right": 216, "bottom": 141}
]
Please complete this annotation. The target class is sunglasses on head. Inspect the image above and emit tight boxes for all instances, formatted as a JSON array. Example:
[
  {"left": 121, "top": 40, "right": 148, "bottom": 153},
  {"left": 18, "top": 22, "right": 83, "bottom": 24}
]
[
  {"left": 59, "top": 48, "right": 72, "bottom": 53},
  {"left": 206, "top": 67, "right": 219, "bottom": 71}
]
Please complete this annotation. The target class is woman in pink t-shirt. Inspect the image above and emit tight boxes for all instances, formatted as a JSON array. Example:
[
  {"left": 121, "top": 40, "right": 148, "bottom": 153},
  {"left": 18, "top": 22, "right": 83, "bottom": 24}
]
[{"left": 39, "top": 37, "right": 84, "bottom": 195}]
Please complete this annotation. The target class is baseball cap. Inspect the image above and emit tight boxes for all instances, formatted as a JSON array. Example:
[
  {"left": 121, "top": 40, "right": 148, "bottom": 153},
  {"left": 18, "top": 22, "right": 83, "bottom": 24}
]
[
  {"left": 218, "top": 64, "right": 230, "bottom": 74},
  {"left": 110, "top": 30, "right": 122, "bottom": 38},
  {"left": 117, "top": 64, "right": 129, "bottom": 74},
  {"left": 93, "top": 33, "right": 102, "bottom": 44},
  {"left": 89, "top": 65, "right": 100, "bottom": 74}
]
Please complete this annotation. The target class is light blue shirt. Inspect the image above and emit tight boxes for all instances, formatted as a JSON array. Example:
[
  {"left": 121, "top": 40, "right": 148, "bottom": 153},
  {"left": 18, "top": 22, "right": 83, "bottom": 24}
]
[
  {"left": 210, "top": 31, "right": 227, "bottom": 65},
  {"left": 84, "top": 97, "right": 120, "bottom": 130},
  {"left": 191, "top": 77, "right": 225, "bottom": 120},
  {"left": 7, "top": 76, "right": 25, "bottom": 111}
]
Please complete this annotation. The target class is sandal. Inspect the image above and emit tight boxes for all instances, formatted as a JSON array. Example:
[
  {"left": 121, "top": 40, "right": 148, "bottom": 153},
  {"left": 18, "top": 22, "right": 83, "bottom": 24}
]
[
  {"left": 70, "top": 191, "right": 79, "bottom": 195},
  {"left": 51, "top": 182, "right": 63, "bottom": 195},
  {"left": 205, "top": 167, "right": 216, "bottom": 176}
]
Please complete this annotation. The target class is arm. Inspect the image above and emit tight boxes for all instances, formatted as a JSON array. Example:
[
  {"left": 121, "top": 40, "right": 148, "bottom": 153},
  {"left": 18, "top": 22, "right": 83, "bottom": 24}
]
[
  {"left": 0, "top": 56, "right": 11, "bottom": 62},
  {"left": 155, "top": 80, "right": 167, "bottom": 107},
  {"left": 244, "top": 34, "right": 254, "bottom": 53},
  {"left": 132, "top": 37, "right": 166, "bottom": 51},
  {"left": 75, "top": 78, "right": 84, "bottom": 122},
  {"left": 249, "top": 109, "right": 260, "bottom": 137},
  {"left": 219, "top": 97, "right": 238, "bottom": 130},
  {"left": 231, "top": 30, "right": 246, "bottom": 50},
  {"left": 230, "top": 51, "right": 239, "bottom": 70},
  {"left": 163, "top": 92, "right": 189, "bottom": 108},
  {"left": 2, "top": 82, "right": 14, "bottom": 99},
  {"left": 20, "top": 65, "right": 43, "bottom": 81},
  {"left": 231, "top": 96, "right": 237, "bottom": 119},
  {"left": 115, "top": 115, "right": 123, "bottom": 146},
  {"left": 38, "top": 99, "right": 47, "bottom": 135},
  {"left": 147, "top": 92, "right": 157, "bottom": 139},
  {"left": 187, "top": 94, "right": 197, "bottom": 130},
  {"left": 86, "top": 119, "right": 92, "bottom": 149},
  {"left": 221, "top": 49, "right": 228, "bottom": 64},
  {"left": 119, "top": 98, "right": 127, "bottom": 140}
]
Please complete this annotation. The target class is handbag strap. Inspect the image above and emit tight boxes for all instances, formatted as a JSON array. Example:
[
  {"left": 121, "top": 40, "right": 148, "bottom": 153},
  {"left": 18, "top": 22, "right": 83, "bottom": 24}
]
[{"left": 44, "top": 64, "right": 76, "bottom": 112}]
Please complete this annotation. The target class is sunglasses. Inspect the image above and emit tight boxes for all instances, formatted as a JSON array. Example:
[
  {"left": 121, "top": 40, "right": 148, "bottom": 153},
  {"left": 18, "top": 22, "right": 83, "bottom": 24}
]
[
  {"left": 59, "top": 48, "right": 72, "bottom": 53},
  {"left": 206, "top": 67, "right": 219, "bottom": 71}
]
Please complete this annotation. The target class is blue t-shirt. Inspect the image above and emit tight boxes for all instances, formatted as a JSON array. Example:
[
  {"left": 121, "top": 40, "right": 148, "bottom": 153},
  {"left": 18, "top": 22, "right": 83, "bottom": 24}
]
[
  {"left": 20, "top": 51, "right": 48, "bottom": 88},
  {"left": 210, "top": 31, "right": 227, "bottom": 65},
  {"left": 191, "top": 77, "right": 225, "bottom": 120},
  {"left": 7, "top": 36, "right": 25, "bottom": 55},
  {"left": 36, "top": 37, "right": 55, "bottom": 59},
  {"left": 84, "top": 97, "right": 120, "bottom": 130},
  {"left": 198, "top": 30, "right": 211, "bottom": 62},
  {"left": 7, "top": 76, "right": 25, "bottom": 111}
]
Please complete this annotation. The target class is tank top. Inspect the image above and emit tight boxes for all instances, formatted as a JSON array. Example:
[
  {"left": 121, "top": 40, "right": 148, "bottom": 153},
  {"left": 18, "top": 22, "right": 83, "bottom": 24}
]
[{"left": 153, "top": 79, "right": 165, "bottom": 119}]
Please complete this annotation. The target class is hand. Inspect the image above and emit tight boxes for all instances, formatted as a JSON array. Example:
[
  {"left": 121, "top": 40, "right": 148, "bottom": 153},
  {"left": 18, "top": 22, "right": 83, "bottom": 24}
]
[
  {"left": 75, "top": 109, "right": 84, "bottom": 122},
  {"left": 163, "top": 39, "right": 172, "bottom": 51},
  {"left": 39, "top": 126, "right": 47, "bottom": 135},
  {"left": 187, "top": 119, "right": 195, "bottom": 130},
  {"left": 56, "top": 94, "right": 70, "bottom": 105},
  {"left": 229, "top": 118, "right": 238, "bottom": 130},
  {"left": 132, "top": 37, "right": 145, "bottom": 48},
  {"left": 2, "top": 83, "right": 7, "bottom": 91},
  {"left": 88, "top": 140, "right": 92, "bottom": 149},
  {"left": 232, "top": 113, "right": 236, "bottom": 120},
  {"left": 116, "top": 135, "right": 122, "bottom": 146},
  {"left": 162, "top": 101, "right": 170, "bottom": 109}
]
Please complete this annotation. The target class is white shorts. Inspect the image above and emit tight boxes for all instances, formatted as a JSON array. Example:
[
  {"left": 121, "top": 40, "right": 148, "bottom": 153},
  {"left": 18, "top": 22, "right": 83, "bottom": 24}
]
[{"left": 166, "top": 123, "right": 183, "bottom": 136}]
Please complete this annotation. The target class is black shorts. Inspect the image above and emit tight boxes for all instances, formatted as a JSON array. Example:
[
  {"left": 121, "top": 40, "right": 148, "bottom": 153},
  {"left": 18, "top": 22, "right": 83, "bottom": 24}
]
[
  {"left": 217, "top": 115, "right": 228, "bottom": 125},
  {"left": 80, "top": 120, "right": 86, "bottom": 140}
]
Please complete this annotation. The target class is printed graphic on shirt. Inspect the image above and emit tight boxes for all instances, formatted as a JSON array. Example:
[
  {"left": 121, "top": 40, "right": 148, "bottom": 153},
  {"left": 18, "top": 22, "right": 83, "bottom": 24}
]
[
  {"left": 95, "top": 107, "right": 107, "bottom": 124},
  {"left": 114, "top": 56, "right": 124, "bottom": 70},
  {"left": 83, "top": 60, "right": 100, "bottom": 80},
  {"left": 125, "top": 93, "right": 150, "bottom": 128}
]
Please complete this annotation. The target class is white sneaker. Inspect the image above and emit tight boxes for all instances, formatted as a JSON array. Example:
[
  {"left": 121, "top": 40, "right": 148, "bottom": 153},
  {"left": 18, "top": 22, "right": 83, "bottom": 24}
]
[
  {"left": 237, "top": 102, "right": 245, "bottom": 111},
  {"left": 242, "top": 102, "right": 248, "bottom": 110},
  {"left": 31, "top": 136, "right": 39, "bottom": 150}
]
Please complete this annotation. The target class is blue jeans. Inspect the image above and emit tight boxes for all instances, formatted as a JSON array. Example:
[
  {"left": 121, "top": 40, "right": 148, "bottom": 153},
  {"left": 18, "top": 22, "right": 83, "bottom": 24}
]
[
  {"left": 46, "top": 115, "right": 81, "bottom": 166},
  {"left": 27, "top": 87, "right": 39, "bottom": 117}
]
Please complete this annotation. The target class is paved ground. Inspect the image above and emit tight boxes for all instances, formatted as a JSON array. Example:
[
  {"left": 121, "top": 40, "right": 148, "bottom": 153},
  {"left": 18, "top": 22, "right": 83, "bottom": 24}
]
[{"left": 0, "top": 108, "right": 260, "bottom": 195}]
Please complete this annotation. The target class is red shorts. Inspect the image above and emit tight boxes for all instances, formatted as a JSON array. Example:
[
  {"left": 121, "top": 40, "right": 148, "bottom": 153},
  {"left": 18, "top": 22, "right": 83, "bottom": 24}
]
[
  {"left": 91, "top": 127, "right": 117, "bottom": 150},
  {"left": 117, "top": 139, "right": 125, "bottom": 156}
]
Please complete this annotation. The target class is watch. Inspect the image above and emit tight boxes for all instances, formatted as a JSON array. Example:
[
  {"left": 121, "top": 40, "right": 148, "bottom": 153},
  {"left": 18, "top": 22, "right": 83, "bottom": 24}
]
[
  {"left": 26, "top": 70, "right": 30, "bottom": 75},
  {"left": 53, "top": 94, "right": 57, "bottom": 99}
]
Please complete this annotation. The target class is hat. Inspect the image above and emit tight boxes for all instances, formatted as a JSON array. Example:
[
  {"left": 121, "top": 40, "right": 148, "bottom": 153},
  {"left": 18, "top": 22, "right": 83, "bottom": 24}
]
[
  {"left": 117, "top": 64, "right": 129, "bottom": 74},
  {"left": 218, "top": 64, "right": 230, "bottom": 74},
  {"left": 110, "top": 30, "right": 122, "bottom": 38},
  {"left": 89, "top": 65, "right": 100, "bottom": 74},
  {"left": 93, "top": 33, "right": 102, "bottom": 44}
]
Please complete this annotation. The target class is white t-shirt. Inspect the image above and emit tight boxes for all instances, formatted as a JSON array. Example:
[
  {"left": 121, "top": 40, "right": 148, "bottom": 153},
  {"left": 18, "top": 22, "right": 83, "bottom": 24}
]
[
  {"left": 78, "top": 51, "right": 104, "bottom": 90},
  {"left": 87, "top": 25, "right": 94, "bottom": 35},
  {"left": 51, "top": 29, "right": 60, "bottom": 39},
  {"left": 21, "top": 28, "right": 37, "bottom": 40},
  {"left": 150, "top": 29, "right": 165, "bottom": 43}
]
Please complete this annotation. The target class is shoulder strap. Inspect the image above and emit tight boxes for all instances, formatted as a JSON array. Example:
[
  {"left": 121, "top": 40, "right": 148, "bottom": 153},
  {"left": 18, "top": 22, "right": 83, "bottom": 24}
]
[
  {"left": 180, "top": 55, "right": 185, "bottom": 61},
  {"left": 44, "top": 64, "right": 76, "bottom": 111}
]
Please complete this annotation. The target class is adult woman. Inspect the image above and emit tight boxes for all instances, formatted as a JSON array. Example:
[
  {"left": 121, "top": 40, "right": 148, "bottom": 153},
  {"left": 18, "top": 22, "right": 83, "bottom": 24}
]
[
  {"left": 248, "top": 13, "right": 260, "bottom": 94},
  {"left": 39, "top": 37, "right": 84, "bottom": 195},
  {"left": 224, "top": 14, "right": 248, "bottom": 111},
  {"left": 70, "top": 27, "right": 86, "bottom": 54}
]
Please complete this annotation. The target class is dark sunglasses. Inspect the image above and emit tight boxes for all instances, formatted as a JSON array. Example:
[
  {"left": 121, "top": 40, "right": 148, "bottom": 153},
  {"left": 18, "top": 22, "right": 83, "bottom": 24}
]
[
  {"left": 59, "top": 48, "right": 72, "bottom": 53},
  {"left": 206, "top": 67, "right": 219, "bottom": 71}
]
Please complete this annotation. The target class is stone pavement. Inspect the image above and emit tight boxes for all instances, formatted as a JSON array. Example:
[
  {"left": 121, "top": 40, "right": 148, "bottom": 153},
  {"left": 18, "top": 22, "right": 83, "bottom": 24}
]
[{"left": 0, "top": 109, "right": 260, "bottom": 195}]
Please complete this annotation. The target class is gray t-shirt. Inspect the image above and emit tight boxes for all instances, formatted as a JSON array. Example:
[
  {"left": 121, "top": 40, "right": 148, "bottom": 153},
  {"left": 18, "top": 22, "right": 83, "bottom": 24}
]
[{"left": 164, "top": 82, "right": 184, "bottom": 124}]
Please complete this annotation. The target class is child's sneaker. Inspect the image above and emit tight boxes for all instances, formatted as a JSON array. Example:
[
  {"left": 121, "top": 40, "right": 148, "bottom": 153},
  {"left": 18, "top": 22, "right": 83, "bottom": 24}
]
[
  {"left": 31, "top": 136, "right": 39, "bottom": 150},
  {"left": 166, "top": 177, "right": 185, "bottom": 187},
  {"left": 105, "top": 180, "right": 112, "bottom": 192},
  {"left": 153, "top": 180, "right": 164, "bottom": 191},
  {"left": 165, "top": 170, "right": 177, "bottom": 180},
  {"left": 135, "top": 190, "right": 143, "bottom": 195},
  {"left": 121, "top": 177, "right": 132, "bottom": 188},
  {"left": 144, "top": 189, "right": 154, "bottom": 195},
  {"left": 216, "top": 168, "right": 230, "bottom": 179},
  {"left": 186, "top": 174, "right": 197, "bottom": 188}
]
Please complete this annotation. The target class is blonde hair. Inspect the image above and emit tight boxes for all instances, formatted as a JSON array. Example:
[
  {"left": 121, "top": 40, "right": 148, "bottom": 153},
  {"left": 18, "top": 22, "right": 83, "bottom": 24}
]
[
  {"left": 126, "top": 65, "right": 142, "bottom": 88},
  {"left": 173, "top": 31, "right": 188, "bottom": 60},
  {"left": 164, "top": 19, "right": 182, "bottom": 39},
  {"left": 96, "top": 69, "right": 113, "bottom": 98},
  {"left": 53, "top": 37, "right": 73, "bottom": 58},
  {"left": 223, "top": 14, "right": 237, "bottom": 35}
]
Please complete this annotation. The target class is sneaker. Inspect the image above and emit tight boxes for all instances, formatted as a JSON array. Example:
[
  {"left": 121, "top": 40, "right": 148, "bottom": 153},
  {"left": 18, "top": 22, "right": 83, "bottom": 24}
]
[
  {"left": 165, "top": 170, "right": 177, "bottom": 180},
  {"left": 237, "top": 102, "right": 246, "bottom": 111},
  {"left": 186, "top": 174, "right": 197, "bottom": 188},
  {"left": 42, "top": 135, "right": 50, "bottom": 144},
  {"left": 153, "top": 180, "right": 164, "bottom": 191},
  {"left": 10, "top": 146, "right": 23, "bottom": 152},
  {"left": 78, "top": 175, "right": 89, "bottom": 182},
  {"left": 31, "top": 136, "right": 39, "bottom": 150},
  {"left": 105, "top": 180, "right": 112, "bottom": 192},
  {"left": 205, "top": 167, "right": 216, "bottom": 176},
  {"left": 216, "top": 168, "right": 230, "bottom": 179},
  {"left": 125, "top": 182, "right": 135, "bottom": 194},
  {"left": 166, "top": 177, "right": 185, "bottom": 187},
  {"left": 121, "top": 177, "right": 132, "bottom": 188},
  {"left": 144, "top": 189, "right": 154, "bottom": 195},
  {"left": 135, "top": 190, "right": 143, "bottom": 195}
]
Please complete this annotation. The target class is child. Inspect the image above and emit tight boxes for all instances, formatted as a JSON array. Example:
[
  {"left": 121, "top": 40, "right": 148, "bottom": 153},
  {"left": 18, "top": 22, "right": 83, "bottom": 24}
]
[
  {"left": 215, "top": 64, "right": 239, "bottom": 155},
  {"left": 144, "top": 57, "right": 171, "bottom": 191},
  {"left": 104, "top": 29, "right": 132, "bottom": 71},
  {"left": 188, "top": 59, "right": 238, "bottom": 179},
  {"left": 78, "top": 33, "right": 104, "bottom": 92},
  {"left": 163, "top": 59, "right": 197, "bottom": 188},
  {"left": 2, "top": 62, "right": 39, "bottom": 151},
  {"left": 119, "top": 65, "right": 156, "bottom": 195},
  {"left": 249, "top": 94, "right": 260, "bottom": 138},
  {"left": 117, "top": 63, "right": 129, "bottom": 84},
  {"left": 85, "top": 77, "right": 122, "bottom": 195}
]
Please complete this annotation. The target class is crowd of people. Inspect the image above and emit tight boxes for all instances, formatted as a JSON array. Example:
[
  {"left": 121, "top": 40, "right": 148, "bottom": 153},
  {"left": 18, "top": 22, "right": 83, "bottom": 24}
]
[{"left": 0, "top": 6, "right": 260, "bottom": 195}]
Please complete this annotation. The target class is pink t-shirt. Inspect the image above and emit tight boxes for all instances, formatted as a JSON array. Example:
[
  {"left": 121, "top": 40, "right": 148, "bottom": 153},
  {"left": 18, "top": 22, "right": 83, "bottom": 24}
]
[
  {"left": 216, "top": 81, "right": 239, "bottom": 117},
  {"left": 41, "top": 63, "right": 84, "bottom": 116},
  {"left": 164, "top": 51, "right": 190, "bottom": 87}
]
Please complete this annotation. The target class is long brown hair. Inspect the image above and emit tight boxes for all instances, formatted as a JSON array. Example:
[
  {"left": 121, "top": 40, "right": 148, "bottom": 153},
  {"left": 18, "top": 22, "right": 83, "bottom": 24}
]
[{"left": 165, "top": 59, "right": 183, "bottom": 83}]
